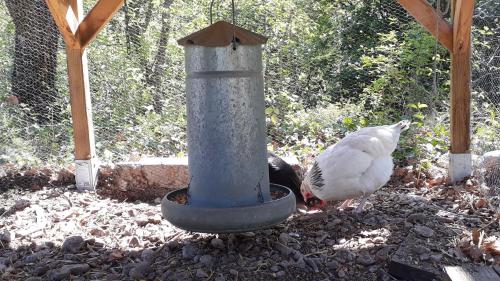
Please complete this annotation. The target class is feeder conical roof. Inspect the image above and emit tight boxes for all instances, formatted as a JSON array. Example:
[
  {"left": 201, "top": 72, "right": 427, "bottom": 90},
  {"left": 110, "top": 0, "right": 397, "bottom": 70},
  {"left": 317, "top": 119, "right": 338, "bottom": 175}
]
[{"left": 178, "top": 20, "right": 267, "bottom": 47}]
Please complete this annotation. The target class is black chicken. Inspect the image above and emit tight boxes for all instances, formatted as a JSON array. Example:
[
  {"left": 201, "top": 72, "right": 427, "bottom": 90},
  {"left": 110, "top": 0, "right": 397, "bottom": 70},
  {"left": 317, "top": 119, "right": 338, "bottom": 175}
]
[{"left": 268, "top": 152, "right": 304, "bottom": 204}]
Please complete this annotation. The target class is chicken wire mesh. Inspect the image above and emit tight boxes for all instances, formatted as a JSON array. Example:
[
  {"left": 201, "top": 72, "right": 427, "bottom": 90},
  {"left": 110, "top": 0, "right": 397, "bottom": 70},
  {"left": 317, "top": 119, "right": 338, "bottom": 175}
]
[
  {"left": 0, "top": 0, "right": 72, "bottom": 167},
  {"left": 0, "top": 0, "right": 498, "bottom": 192}
]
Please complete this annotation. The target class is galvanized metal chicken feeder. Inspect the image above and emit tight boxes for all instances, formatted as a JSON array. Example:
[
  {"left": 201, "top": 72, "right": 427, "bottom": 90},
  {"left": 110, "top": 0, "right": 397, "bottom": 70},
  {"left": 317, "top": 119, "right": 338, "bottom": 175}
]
[{"left": 161, "top": 21, "right": 296, "bottom": 233}]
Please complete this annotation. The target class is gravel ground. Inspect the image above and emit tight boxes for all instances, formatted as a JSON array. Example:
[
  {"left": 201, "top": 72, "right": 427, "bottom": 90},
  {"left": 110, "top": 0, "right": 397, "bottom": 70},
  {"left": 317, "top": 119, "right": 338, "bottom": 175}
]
[{"left": 0, "top": 167, "right": 498, "bottom": 281}]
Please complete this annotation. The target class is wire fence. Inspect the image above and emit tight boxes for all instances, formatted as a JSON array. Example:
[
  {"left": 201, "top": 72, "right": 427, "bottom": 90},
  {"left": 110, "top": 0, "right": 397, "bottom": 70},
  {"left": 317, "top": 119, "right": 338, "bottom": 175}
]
[{"left": 0, "top": 0, "right": 498, "bottom": 188}]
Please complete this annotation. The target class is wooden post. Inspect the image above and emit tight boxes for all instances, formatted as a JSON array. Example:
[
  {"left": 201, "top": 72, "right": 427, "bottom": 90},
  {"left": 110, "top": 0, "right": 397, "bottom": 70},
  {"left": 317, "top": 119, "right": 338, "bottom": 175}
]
[
  {"left": 449, "top": 0, "right": 474, "bottom": 182},
  {"left": 46, "top": 0, "right": 124, "bottom": 190},
  {"left": 67, "top": 46, "right": 98, "bottom": 190},
  {"left": 397, "top": 0, "right": 474, "bottom": 183}
]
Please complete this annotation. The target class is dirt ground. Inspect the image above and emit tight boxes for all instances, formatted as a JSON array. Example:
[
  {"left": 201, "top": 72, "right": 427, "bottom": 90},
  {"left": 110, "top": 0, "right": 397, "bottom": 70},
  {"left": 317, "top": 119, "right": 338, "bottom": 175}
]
[{"left": 0, "top": 167, "right": 498, "bottom": 281}]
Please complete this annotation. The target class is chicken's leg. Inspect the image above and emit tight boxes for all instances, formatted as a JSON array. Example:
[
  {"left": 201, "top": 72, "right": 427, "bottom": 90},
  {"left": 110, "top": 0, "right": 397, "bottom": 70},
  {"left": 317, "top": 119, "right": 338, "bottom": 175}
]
[{"left": 338, "top": 199, "right": 354, "bottom": 210}]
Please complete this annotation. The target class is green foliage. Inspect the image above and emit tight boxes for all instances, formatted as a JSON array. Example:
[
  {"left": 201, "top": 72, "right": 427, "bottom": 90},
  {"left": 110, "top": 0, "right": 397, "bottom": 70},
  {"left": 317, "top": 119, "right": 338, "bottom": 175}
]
[{"left": 0, "top": 0, "right": 498, "bottom": 169}]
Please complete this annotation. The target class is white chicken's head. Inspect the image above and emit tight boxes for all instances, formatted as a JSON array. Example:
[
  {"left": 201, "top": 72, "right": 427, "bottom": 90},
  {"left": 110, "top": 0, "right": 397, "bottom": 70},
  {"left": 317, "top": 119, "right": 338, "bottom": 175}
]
[{"left": 300, "top": 176, "right": 326, "bottom": 209}]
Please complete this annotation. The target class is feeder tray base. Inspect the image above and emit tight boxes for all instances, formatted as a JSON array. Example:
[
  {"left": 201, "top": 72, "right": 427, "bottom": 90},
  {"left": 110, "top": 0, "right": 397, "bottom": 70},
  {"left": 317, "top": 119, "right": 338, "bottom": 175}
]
[{"left": 161, "top": 184, "right": 296, "bottom": 233}]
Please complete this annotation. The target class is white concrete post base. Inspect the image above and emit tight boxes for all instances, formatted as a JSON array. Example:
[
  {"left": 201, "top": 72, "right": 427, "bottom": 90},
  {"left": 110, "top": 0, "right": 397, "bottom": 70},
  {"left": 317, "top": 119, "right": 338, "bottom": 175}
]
[
  {"left": 449, "top": 153, "right": 472, "bottom": 183},
  {"left": 75, "top": 158, "right": 99, "bottom": 191}
]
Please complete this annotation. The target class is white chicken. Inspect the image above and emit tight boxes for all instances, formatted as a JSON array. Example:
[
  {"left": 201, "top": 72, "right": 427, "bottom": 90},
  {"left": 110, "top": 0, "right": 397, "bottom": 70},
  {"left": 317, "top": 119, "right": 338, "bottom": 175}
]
[{"left": 300, "top": 120, "right": 410, "bottom": 212}]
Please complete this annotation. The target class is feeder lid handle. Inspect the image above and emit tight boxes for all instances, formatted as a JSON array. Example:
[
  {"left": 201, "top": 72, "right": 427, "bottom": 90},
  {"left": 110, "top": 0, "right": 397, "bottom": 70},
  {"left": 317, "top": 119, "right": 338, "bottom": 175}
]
[{"left": 177, "top": 21, "right": 267, "bottom": 47}]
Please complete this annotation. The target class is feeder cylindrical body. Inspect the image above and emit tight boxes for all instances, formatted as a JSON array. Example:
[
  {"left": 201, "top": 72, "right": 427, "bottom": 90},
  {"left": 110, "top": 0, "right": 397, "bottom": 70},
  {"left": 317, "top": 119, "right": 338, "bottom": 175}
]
[{"left": 185, "top": 44, "right": 270, "bottom": 208}]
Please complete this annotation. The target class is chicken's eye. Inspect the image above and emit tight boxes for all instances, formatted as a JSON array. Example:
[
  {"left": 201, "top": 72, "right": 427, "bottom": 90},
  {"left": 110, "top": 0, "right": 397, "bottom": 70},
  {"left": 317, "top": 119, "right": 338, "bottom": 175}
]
[{"left": 305, "top": 197, "right": 320, "bottom": 207}]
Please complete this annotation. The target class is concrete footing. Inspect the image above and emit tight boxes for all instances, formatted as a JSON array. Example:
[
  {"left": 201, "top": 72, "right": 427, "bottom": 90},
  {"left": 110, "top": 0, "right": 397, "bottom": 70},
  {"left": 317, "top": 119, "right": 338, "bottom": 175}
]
[
  {"left": 449, "top": 153, "right": 472, "bottom": 183},
  {"left": 75, "top": 158, "right": 99, "bottom": 191}
]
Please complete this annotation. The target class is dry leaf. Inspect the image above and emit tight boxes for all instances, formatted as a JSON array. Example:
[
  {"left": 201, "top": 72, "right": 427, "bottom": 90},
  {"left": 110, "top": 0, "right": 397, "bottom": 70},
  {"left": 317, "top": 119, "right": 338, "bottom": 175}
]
[
  {"left": 472, "top": 229, "right": 480, "bottom": 246},
  {"left": 109, "top": 249, "right": 124, "bottom": 261},
  {"left": 482, "top": 237, "right": 500, "bottom": 256},
  {"left": 474, "top": 198, "right": 488, "bottom": 209}
]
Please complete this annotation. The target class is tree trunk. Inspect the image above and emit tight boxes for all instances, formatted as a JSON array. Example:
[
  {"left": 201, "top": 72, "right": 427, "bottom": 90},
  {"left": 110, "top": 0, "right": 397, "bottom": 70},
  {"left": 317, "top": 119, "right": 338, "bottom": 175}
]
[
  {"left": 147, "top": 0, "right": 173, "bottom": 113},
  {"left": 4, "top": 0, "right": 61, "bottom": 124}
]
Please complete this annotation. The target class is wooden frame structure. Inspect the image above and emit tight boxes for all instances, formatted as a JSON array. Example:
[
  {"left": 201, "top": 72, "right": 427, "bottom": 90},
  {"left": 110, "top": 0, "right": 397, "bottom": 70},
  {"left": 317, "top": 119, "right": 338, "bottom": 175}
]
[
  {"left": 44, "top": 0, "right": 475, "bottom": 189},
  {"left": 397, "top": 0, "right": 475, "bottom": 182},
  {"left": 46, "top": 0, "right": 124, "bottom": 190}
]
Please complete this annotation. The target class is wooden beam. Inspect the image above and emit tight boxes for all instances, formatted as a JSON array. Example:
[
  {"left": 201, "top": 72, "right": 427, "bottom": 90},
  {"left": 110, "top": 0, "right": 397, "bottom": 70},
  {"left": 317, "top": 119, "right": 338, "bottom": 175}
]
[
  {"left": 67, "top": 48, "right": 96, "bottom": 160},
  {"left": 397, "top": 0, "right": 454, "bottom": 52},
  {"left": 450, "top": 0, "right": 474, "bottom": 154},
  {"left": 45, "top": 0, "right": 79, "bottom": 48},
  {"left": 453, "top": 0, "right": 475, "bottom": 54},
  {"left": 76, "top": 0, "right": 124, "bottom": 49},
  {"left": 69, "top": 0, "right": 83, "bottom": 21}
]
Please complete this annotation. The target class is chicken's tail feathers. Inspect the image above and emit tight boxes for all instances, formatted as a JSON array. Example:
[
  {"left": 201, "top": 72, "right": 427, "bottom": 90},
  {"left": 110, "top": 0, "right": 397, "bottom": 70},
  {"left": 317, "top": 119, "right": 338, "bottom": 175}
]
[{"left": 395, "top": 120, "right": 411, "bottom": 132}]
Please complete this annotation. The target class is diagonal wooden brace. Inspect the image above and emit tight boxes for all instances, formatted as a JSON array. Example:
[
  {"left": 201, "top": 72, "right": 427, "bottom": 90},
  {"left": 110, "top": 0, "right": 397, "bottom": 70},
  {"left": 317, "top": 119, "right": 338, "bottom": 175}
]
[
  {"left": 397, "top": 0, "right": 454, "bottom": 52},
  {"left": 45, "top": 0, "right": 124, "bottom": 50}
]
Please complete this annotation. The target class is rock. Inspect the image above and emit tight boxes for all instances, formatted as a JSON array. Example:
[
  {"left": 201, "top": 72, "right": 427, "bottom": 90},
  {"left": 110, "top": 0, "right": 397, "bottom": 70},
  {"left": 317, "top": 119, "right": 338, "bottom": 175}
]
[
  {"left": 64, "top": 263, "right": 90, "bottom": 275},
  {"left": 375, "top": 247, "right": 394, "bottom": 261},
  {"left": 0, "top": 258, "right": 9, "bottom": 267},
  {"left": 412, "top": 245, "right": 430, "bottom": 255},
  {"left": 292, "top": 251, "right": 303, "bottom": 261},
  {"left": 262, "top": 229, "right": 274, "bottom": 235},
  {"left": 419, "top": 253, "right": 430, "bottom": 261},
  {"left": 214, "top": 274, "right": 227, "bottom": 281},
  {"left": 167, "top": 240, "right": 180, "bottom": 250},
  {"left": 229, "top": 269, "right": 238, "bottom": 276},
  {"left": 141, "top": 248, "right": 156, "bottom": 262},
  {"left": 406, "top": 213, "right": 426, "bottom": 224},
  {"left": 337, "top": 268, "right": 346, "bottom": 278},
  {"left": 135, "top": 216, "right": 149, "bottom": 227},
  {"left": 414, "top": 225, "right": 434, "bottom": 238},
  {"left": 169, "top": 271, "right": 191, "bottom": 281},
  {"left": 270, "top": 265, "right": 280, "bottom": 272},
  {"left": 48, "top": 268, "right": 71, "bottom": 281},
  {"left": 279, "top": 233, "right": 291, "bottom": 245},
  {"left": 199, "top": 254, "right": 214, "bottom": 267},
  {"left": 481, "top": 150, "right": 500, "bottom": 186},
  {"left": 210, "top": 238, "right": 225, "bottom": 249},
  {"left": 238, "top": 242, "right": 254, "bottom": 253},
  {"left": 357, "top": 253, "right": 376, "bottom": 266},
  {"left": 278, "top": 261, "right": 289, "bottom": 269},
  {"left": 182, "top": 244, "right": 197, "bottom": 260},
  {"left": 196, "top": 269, "right": 209, "bottom": 278},
  {"left": 62, "top": 236, "right": 85, "bottom": 253},
  {"left": 275, "top": 242, "right": 293, "bottom": 256},
  {"left": 333, "top": 249, "right": 356, "bottom": 263},
  {"left": 376, "top": 269, "right": 392, "bottom": 281},
  {"left": 276, "top": 271, "right": 286, "bottom": 277},
  {"left": 129, "top": 262, "right": 150, "bottom": 280},
  {"left": 327, "top": 261, "right": 339, "bottom": 270},
  {"left": 24, "top": 253, "right": 40, "bottom": 263},
  {"left": 14, "top": 199, "right": 31, "bottom": 211},
  {"left": 482, "top": 150, "right": 500, "bottom": 167},
  {"left": 239, "top": 232, "right": 255, "bottom": 238},
  {"left": 128, "top": 236, "right": 141, "bottom": 248},
  {"left": 430, "top": 253, "right": 443, "bottom": 262},
  {"left": 0, "top": 230, "right": 11, "bottom": 243},
  {"left": 33, "top": 265, "right": 49, "bottom": 276},
  {"left": 14, "top": 259, "right": 26, "bottom": 268},
  {"left": 369, "top": 265, "right": 380, "bottom": 273},
  {"left": 295, "top": 257, "right": 306, "bottom": 269},
  {"left": 305, "top": 257, "right": 319, "bottom": 272}
]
